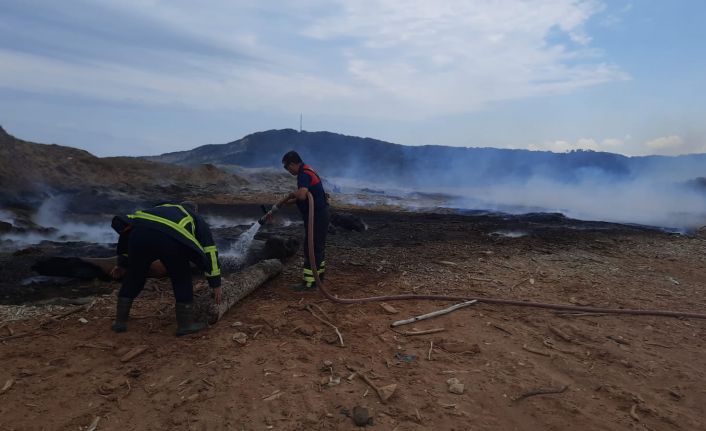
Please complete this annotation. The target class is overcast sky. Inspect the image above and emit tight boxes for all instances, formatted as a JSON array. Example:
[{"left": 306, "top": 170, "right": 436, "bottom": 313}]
[{"left": 1, "top": 1, "right": 704, "bottom": 157}]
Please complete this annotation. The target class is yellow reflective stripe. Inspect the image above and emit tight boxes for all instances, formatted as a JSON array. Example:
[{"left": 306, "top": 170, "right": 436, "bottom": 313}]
[
  {"left": 303, "top": 276, "right": 315, "bottom": 283},
  {"left": 303, "top": 268, "right": 314, "bottom": 275},
  {"left": 158, "top": 204, "right": 194, "bottom": 232},
  {"left": 128, "top": 211, "right": 204, "bottom": 252},
  {"left": 204, "top": 246, "right": 220, "bottom": 277}
]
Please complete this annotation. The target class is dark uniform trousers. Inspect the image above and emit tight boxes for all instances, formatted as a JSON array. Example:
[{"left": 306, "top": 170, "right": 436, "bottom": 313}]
[
  {"left": 119, "top": 227, "right": 199, "bottom": 303},
  {"left": 302, "top": 206, "right": 329, "bottom": 287}
]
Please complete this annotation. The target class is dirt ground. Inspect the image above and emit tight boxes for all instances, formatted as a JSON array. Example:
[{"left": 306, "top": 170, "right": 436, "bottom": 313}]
[{"left": 1, "top": 207, "right": 705, "bottom": 430}]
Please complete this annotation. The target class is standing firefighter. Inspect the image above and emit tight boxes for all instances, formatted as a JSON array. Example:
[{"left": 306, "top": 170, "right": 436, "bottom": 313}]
[
  {"left": 265, "top": 151, "right": 329, "bottom": 291},
  {"left": 110, "top": 202, "right": 222, "bottom": 336}
]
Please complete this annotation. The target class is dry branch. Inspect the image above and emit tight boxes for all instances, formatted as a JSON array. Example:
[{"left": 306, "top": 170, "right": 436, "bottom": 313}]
[
  {"left": 513, "top": 385, "right": 568, "bottom": 402},
  {"left": 354, "top": 369, "right": 396, "bottom": 403},
  {"left": 391, "top": 327, "right": 446, "bottom": 336},
  {"left": 522, "top": 344, "right": 551, "bottom": 357},
  {"left": 390, "top": 300, "right": 477, "bottom": 327},
  {"left": 305, "top": 304, "right": 344, "bottom": 347}
]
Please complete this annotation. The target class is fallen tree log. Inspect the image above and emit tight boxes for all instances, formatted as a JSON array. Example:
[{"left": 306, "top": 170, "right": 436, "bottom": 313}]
[{"left": 193, "top": 259, "right": 283, "bottom": 324}]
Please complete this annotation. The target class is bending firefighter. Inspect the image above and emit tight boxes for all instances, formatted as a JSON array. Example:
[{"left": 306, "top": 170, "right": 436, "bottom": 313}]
[
  {"left": 264, "top": 151, "right": 329, "bottom": 291},
  {"left": 110, "top": 202, "right": 222, "bottom": 336}
]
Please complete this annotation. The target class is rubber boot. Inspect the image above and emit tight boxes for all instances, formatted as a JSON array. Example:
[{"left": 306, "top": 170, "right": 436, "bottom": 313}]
[
  {"left": 175, "top": 302, "right": 207, "bottom": 336},
  {"left": 111, "top": 297, "right": 133, "bottom": 333}
]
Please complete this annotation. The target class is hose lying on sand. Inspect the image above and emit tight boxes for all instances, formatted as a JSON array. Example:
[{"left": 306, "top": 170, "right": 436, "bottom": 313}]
[{"left": 304, "top": 192, "right": 706, "bottom": 320}]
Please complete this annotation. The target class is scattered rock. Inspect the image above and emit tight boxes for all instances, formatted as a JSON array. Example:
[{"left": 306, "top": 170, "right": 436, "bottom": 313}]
[
  {"left": 379, "top": 302, "right": 398, "bottom": 314},
  {"left": 232, "top": 332, "right": 248, "bottom": 345},
  {"left": 78, "top": 317, "right": 88, "bottom": 324},
  {"left": 325, "top": 376, "right": 341, "bottom": 387},
  {"left": 394, "top": 352, "right": 417, "bottom": 363},
  {"left": 322, "top": 333, "right": 340, "bottom": 344},
  {"left": 295, "top": 325, "right": 316, "bottom": 336},
  {"left": 378, "top": 384, "right": 397, "bottom": 402},
  {"left": 351, "top": 406, "right": 373, "bottom": 426},
  {"left": 446, "top": 378, "right": 465, "bottom": 395}
]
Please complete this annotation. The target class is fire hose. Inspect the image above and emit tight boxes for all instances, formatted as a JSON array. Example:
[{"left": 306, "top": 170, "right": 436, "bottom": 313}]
[{"left": 304, "top": 192, "right": 706, "bottom": 320}]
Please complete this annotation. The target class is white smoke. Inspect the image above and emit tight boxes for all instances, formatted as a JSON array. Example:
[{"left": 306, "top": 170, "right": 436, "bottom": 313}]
[
  {"left": 448, "top": 177, "right": 706, "bottom": 230},
  {"left": 331, "top": 175, "right": 706, "bottom": 231},
  {"left": 204, "top": 215, "right": 257, "bottom": 229},
  {"left": 0, "top": 195, "right": 115, "bottom": 247},
  {"left": 0, "top": 209, "right": 16, "bottom": 225}
]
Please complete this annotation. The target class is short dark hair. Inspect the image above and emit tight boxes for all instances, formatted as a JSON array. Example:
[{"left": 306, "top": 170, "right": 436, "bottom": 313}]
[{"left": 282, "top": 150, "right": 303, "bottom": 165}]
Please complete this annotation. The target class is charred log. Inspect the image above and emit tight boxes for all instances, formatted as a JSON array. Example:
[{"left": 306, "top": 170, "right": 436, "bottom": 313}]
[
  {"left": 330, "top": 212, "right": 366, "bottom": 232},
  {"left": 193, "top": 259, "right": 282, "bottom": 324}
]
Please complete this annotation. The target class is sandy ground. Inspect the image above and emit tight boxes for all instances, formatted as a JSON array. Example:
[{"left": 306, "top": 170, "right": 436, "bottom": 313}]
[{"left": 1, "top": 208, "right": 705, "bottom": 430}]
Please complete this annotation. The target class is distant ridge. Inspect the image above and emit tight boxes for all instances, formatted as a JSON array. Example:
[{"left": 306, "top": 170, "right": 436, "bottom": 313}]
[
  {"left": 146, "top": 129, "right": 706, "bottom": 188},
  {"left": 0, "top": 126, "right": 247, "bottom": 206}
]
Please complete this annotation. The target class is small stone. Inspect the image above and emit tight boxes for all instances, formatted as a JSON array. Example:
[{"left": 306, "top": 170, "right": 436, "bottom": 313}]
[
  {"left": 378, "top": 384, "right": 397, "bottom": 402},
  {"left": 322, "top": 333, "right": 339, "bottom": 344},
  {"left": 78, "top": 317, "right": 89, "bottom": 324},
  {"left": 379, "top": 303, "right": 398, "bottom": 314},
  {"left": 232, "top": 332, "right": 248, "bottom": 345},
  {"left": 448, "top": 383, "right": 465, "bottom": 395},
  {"left": 351, "top": 406, "right": 372, "bottom": 426},
  {"left": 446, "top": 377, "right": 460, "bottom": 385},
  {"left": 296, "top": 325, "right": 316, "bottom": 336},
  {"left": 231, "top": 321, "right": 243, "bottom": 327}
]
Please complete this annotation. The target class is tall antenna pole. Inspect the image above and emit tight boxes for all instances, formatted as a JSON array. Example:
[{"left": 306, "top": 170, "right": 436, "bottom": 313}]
[{"left": 299, "top": 114, "right": 302, "bottom": 132}]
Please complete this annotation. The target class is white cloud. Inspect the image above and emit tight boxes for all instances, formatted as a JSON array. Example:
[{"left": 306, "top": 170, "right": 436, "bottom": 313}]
[
  {"left": 0, "top": 0, "right": 626, "bottom": 120},
  {"left": 642, "top": 135, "right": 706, "bottom": 156},
  {"left": 646, "top": 135, "right": 682, "bottom": 150},
  {"left": 529, "top": 136, "right": 627, "bottom": 153}
]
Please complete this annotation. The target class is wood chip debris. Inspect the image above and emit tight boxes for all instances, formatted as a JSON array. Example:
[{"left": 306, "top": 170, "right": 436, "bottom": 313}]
[
  {"left": 262, "top": 389, "right": 284, "bottom": 401},
  {"left": 629, "top": 404, "right": 640, "bottom": 421},
  {"left": 0, "top": 378, "right": 14, "bottom": 394},
  {"left": 87, "top": 416, "right": 101, "bottom": 431},
  {"left": 522, "top": 344, "right": 551, "bottom": 357},
  {"left": 379, "top": 303, "right": 399, "bottom": 314},
  {"left": 120, "top": 346, "right": 148, "bottom": 363}
]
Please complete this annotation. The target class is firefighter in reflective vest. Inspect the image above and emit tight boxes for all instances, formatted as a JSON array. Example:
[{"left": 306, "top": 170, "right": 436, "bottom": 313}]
[
  {"left": 109, "top": 201, "right": 221, "bottom": 336},
  {"left": 264, "top": 151, "right": 329, "bottom": 291}
]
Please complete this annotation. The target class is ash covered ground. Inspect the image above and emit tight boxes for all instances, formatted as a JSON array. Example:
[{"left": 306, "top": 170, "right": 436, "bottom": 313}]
[{"left": 1, "top": 193, "right": 705, "bottom": 430}]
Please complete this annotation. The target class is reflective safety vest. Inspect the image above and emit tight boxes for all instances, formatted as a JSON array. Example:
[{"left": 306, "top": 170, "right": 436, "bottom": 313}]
[{"left": 126, "top": 204, "right": 221, "bottom": 281}]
